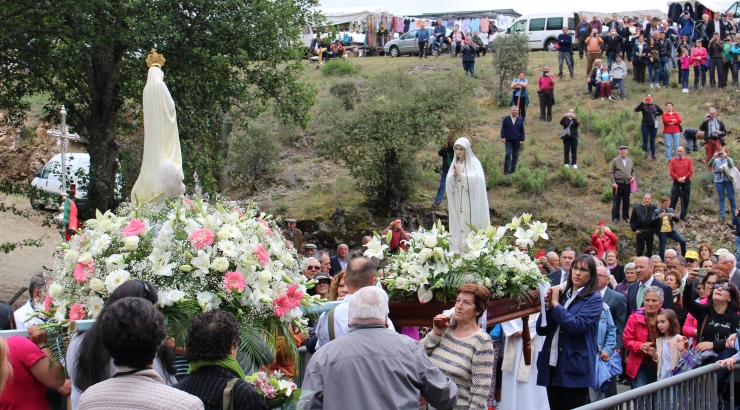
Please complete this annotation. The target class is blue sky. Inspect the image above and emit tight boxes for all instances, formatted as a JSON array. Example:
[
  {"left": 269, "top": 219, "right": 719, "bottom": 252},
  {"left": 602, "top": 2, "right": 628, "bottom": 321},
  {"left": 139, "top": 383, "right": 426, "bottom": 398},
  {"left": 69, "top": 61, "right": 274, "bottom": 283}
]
[{"left": 317, "top": 0, "right": 669, "bottom": 17}]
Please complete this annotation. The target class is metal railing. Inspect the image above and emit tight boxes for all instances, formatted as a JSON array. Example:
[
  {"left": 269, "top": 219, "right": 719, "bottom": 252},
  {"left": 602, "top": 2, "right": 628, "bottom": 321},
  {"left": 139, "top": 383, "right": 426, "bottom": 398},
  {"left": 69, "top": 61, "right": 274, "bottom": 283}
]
[{"left": 576, "top": 363, "right": 740, "bottom": 410}]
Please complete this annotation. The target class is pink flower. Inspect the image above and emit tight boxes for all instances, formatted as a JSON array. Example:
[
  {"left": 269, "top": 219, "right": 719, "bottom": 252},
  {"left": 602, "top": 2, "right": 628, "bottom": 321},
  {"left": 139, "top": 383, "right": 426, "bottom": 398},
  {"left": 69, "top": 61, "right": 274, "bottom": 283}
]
[
  {"left": 223, "top": 271, "right": 246, "bottom": 294},
  {"left": 183, "top": 197, "right": 197, "bottom": 211},
  {"left": 284, "top": 283, "right": 304, "bottom": 309},
  {"left": 255, "top": 244, "right": 270, "bottom": 265},
  {"left": 69, "top": 303, "right": 86, "bottom": 320},
  {"left": 122, "top": 219, "right": 147, "bottom": 236},
  {"left": 189, "top": 229, "right": 215, "bottom": 249},
  {"left": 273, "top": 295, "right": 291, "bottom": 317},
  {"left": 44, "top": 294, "right": 52, "bottom": 312},
  {"left": 258, "top": 219, "right": 273, "bottom": 237},
  {"left": 231, "top": 208, "right": 245, "bottom": 218},
  {"left": 73, "top": 261, "right": 95, "bottom": 283}
]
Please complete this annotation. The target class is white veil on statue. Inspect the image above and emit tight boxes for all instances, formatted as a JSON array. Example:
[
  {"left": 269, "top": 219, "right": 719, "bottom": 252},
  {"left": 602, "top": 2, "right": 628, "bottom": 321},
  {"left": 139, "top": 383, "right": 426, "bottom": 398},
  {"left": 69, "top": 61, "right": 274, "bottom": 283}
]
[
  {"left": 131, "top": 50, "right": 184, "bottom": 204},
  {"left": 445, "top": 137, "right": 489, "bottom": 254}
]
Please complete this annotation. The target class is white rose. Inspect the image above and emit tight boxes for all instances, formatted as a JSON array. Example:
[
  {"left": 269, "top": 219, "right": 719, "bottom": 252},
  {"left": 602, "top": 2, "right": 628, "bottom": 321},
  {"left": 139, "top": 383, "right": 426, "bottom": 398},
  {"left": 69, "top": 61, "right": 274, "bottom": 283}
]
[
  {"left": 217, "top": 227, "right": 230, "bottom": 241},
  {"left": 123, "top": 236, "right": 139, "bottom": 251},
  {"left": 88, "top": 278, "right": 105, "bottom": 293},
  {"left": 48, "top": 283, "right": 64, "bottom": 298},
  {"left": 424, "top": 236, "right": 438, "bottom": 248},
  {"left": 419, "top": 248, "right": 433, "bottom": 260},
  {"left": 401, "top": 262, "right": 410, "bottom": 272},
  {"left": 210, "top": 257, "right": 230, "bottom": 272},
  {"left": 77, "top": 253, "right": 93, "bottom": 264},
  {"left": 280, "top": 253, "right": 295, "bottom": 267},
  {"left": 259, "top": 269, "right": 272, "bottom": 283},
  {"left": 396, "top": 277, "right": 407, "bottom": 288}
]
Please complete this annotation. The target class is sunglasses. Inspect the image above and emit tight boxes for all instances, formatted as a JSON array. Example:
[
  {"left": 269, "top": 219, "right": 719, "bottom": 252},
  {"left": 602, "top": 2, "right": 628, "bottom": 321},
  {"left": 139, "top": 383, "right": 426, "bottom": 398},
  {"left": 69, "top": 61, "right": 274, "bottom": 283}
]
[
  {"left": 714, "top": 284, "right": 733, "bottom": 292},
  {"left": 306, "top": 266, "right": 321, "bottom": 270}
]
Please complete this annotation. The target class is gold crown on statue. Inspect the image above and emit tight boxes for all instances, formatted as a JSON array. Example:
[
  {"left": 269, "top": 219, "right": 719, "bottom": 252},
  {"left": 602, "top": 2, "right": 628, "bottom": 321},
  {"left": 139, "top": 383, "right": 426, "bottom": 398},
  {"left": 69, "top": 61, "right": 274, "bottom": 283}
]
[{"left": 146, "top": 49, "right": 166, "bottom": 68}]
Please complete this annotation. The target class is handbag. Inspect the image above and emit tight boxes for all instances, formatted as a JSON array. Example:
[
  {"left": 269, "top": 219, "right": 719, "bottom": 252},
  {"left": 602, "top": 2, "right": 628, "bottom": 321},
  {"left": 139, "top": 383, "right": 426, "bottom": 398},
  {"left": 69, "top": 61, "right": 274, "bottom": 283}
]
[
  {"left": 560, "top": 118, "right": 572, "bottom": 139},
  {"left": 630, "top": 178, "right": 637, "bottom": 193}
]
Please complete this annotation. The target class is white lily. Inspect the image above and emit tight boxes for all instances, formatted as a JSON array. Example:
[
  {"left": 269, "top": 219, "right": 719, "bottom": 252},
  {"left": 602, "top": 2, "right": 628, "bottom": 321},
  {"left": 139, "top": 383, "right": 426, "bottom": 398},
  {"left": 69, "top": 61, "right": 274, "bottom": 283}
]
[
  {"left": 505, "top": 216, "right": 521, "bottom": 230},
  {"left": 529, "top": 221, "right": 549, "bottom": 242},
  {"left": 514, "top": 229, "right": 535, "bottom": 248},
  {"left": 521, "top": 213, "right": 533, "bottom": 224},
  {"left": 465, "top": 232, "right": 489, "bottom": 258},
  {"left": 191, "top": 250, "right": 211, "bottom": 278},
  {"left": 364, "top": 236, "right": 388, "bottom": 260},
  {"left": 149, "top": 248, "right": 176, "bottom": 276}
]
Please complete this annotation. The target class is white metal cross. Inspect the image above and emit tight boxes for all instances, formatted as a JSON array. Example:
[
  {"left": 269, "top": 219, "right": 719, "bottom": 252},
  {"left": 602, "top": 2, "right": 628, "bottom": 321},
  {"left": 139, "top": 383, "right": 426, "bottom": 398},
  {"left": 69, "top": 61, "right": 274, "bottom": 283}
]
[{"left": 46, "top": 106, "right": 81, "bottom": 195}]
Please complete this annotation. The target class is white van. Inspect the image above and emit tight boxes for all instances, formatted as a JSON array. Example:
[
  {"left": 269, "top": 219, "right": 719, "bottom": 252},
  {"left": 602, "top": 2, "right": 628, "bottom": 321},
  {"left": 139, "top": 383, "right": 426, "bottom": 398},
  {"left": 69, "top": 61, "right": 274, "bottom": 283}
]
[
  {"left": 507, "top": 13, "right": 580, "bottom": 51},
  {"left": 31, "top": 153, "right": 89, "bottom": 209}
]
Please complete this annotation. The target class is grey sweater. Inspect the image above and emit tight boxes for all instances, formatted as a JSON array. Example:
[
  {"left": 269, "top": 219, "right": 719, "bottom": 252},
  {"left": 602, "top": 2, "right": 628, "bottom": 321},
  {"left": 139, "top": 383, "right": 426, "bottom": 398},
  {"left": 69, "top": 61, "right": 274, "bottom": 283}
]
[{"left": 610, "top": 61, "right": 628, "bottom": 80}]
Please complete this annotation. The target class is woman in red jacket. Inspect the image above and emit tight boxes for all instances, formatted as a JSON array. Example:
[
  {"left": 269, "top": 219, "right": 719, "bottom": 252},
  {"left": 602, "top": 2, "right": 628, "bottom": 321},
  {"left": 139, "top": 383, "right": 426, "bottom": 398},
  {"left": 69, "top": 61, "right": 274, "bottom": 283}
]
[
  {"left": 662, "top": 102, "right": 683, "bottom": 161},
  {"left": 623, "top": 286, "right": 664, "bottom": 390},
  {"left": 590, "top": 223, "right": 618, "bottom": 258}
]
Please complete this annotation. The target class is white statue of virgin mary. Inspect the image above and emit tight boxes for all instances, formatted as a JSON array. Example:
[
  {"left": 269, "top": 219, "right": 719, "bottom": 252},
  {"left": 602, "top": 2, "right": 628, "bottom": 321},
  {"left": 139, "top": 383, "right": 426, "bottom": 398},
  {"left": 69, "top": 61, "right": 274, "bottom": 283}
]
[
  {"left": 131, "top": 49, "right": 185, "bottom": 204},
  {"left": 445, "top": 137, "right": 490, "bottom": 254}
]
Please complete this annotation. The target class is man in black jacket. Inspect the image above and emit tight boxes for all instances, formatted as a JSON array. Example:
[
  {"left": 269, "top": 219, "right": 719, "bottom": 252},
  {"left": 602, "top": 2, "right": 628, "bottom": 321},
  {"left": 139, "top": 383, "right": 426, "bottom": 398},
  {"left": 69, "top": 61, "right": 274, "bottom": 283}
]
[
  {"left": 657, "top": 32, "right": 672, "bottom": 86},
  {"left": 707, "top": 32, "right": 725, "bottom": 88},
  {"left": 630, "top": 193, "right": 658, "bottom": 256},
  {"left": 699, "top": 108, "right": 727, "bottom": 163}
]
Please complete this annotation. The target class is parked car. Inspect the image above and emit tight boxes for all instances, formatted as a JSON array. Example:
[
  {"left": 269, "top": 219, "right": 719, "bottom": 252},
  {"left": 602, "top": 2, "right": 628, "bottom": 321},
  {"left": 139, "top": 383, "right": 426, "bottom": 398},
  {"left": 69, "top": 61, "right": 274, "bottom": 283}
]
[
  {"left": 30, "top": 153, "right": 121, "bottom": 210},
  {"left": 507, "top": 13, "right": 579, "bottom": 51},
  {"left": 384, "top": 27, "right": 453, "bottom": 57}
]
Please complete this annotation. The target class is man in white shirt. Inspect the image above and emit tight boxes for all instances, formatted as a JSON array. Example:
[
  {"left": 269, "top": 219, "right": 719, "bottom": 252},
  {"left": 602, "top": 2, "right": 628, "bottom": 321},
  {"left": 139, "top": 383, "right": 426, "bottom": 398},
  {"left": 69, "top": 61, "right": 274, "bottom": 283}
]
[
  {"left": 315, "top": 258, "right": 395, "bottom": 349},
  {"left": 718, "top": 252, "right": 740, "bottom": 289},
  {"left": 14, "top": 272, "right": 46, "bottom": 329}
]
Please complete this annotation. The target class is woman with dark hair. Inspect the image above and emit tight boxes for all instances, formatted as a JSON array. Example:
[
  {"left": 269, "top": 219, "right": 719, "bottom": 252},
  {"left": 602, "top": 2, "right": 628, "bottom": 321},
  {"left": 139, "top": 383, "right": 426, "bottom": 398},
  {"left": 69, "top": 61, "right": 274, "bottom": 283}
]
[
  {"left": 77, "top": 297, "right": 202, "bottom": 409},
  {"left": 68, "top": 280, "right": 176, "bottom": 409},
  {"left": 425, "top": 284, "right": 494, "bottom": 410},
  {"left": 174, "top": 310, "right": 266, "bottom": 410},
  {"left": 536, "top": 254, "right": 602, "bottom": 410},
  {"left": 683, "top": 274, "right": 740, "bottom": 362}
]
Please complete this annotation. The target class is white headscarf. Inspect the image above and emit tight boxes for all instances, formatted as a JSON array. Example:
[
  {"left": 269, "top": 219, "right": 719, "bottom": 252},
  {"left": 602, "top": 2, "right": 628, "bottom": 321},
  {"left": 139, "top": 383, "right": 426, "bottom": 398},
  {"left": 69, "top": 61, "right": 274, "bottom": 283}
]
[{"left": 445, "top": 137, "right": 490, "bottom": 253}]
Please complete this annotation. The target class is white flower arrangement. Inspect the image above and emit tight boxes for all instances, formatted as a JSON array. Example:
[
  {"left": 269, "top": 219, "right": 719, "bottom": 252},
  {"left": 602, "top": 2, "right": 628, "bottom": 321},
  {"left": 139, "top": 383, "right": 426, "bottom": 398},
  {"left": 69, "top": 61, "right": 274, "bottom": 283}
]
[
  {"left": 40, "top": 197, "right": 320, "bottom": 361},
  {"left": 376, "top": 215, "right": 549, "bottom": 303}
]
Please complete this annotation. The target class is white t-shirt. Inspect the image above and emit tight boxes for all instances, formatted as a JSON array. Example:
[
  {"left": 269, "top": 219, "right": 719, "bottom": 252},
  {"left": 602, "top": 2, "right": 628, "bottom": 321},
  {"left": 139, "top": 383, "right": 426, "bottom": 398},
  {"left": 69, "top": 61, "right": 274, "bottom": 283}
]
[{"left": 659, "top": 339, "right": 672, "bottom": 379}]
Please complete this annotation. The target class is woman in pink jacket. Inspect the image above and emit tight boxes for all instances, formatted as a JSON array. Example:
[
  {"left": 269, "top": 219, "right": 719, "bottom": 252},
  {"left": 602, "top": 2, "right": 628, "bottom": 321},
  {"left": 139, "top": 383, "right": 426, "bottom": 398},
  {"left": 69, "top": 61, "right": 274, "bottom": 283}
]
[
  {"left": 590, "top": 223, "right": 618, "bottom": 258},
  {"left": 691, "top": 39, "right": 708, "bottom": 90},
  {"left": 662, "top": 102, "right": 683, "bottom": 161}
]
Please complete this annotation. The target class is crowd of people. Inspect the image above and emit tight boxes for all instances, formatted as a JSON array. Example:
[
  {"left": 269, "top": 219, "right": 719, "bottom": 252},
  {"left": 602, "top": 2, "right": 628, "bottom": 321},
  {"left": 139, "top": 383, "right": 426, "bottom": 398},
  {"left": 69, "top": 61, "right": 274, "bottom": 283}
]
[{"left": 4, "top": 209, "right": 740, "bottom": 410}]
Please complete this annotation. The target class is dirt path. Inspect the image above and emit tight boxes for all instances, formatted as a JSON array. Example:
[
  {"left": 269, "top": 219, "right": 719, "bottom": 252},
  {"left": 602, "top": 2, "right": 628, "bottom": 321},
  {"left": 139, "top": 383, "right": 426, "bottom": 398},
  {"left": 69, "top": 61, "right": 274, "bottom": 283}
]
[{"left": 0, "top": 200, "right": 59, "bottom": 307}]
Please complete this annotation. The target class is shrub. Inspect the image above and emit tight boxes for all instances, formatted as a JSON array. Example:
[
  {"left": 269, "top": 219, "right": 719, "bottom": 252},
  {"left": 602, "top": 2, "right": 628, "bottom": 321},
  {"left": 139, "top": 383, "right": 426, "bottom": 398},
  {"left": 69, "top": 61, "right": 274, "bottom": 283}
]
[
  {"left": 573, "top": 170, "right": 586, "bottom": 188},
  {"left": 292, "top": 155, "right": 304, "bottom": 163},
  {"left": 226, "top": 123, "right": 281, "bottom": 184},
  {"left": 601, "top": 186, "right": 613, "bottom": 203},
  {"left": 315, "top": 70, "right": 476, "bottom": 210},
  {"left": 321, "top": 59, "right": 359, "bottom": 77},
  {"left": 509, "top": 168, "right": 546, "bottom": 194},
  {"left": 558, "top": 166, "right": 573, "bottom": 183},
  {"left": 490, "top": 33, "right": 529, "bottom": 106},
  {"left": 329, "top": 81, "right": 359, "bottom": 110}
]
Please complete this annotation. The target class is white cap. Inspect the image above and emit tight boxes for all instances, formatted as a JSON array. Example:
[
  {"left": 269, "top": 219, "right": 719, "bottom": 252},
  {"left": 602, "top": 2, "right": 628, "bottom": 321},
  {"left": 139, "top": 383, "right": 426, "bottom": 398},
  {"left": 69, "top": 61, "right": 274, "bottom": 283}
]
[{"left": 715, "top": 248, "right": 731, "bottom": 257}]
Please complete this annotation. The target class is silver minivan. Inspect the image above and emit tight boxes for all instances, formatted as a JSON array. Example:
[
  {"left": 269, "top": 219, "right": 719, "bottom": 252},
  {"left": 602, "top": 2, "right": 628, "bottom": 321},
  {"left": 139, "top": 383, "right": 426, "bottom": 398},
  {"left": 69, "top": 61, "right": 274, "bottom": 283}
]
[
  {"left": 507, "top": 13, "right": 579, "bottom": 51},
  {"left": 384, "top": 27, "right": 453, "bottom": 57}
]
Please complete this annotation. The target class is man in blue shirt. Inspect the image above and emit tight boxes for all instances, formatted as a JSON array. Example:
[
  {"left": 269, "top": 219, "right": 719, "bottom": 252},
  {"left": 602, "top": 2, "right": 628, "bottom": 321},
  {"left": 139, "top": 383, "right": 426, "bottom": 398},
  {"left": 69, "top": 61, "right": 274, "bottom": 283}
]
[
  {"left": 432, "top": 19, "right": 446, "bottom": 56},
  {"left": 557, "top": 27, "right": 574, "bottom": 78},
  {"left": 678, "top": 11, "right": 694, "bottom": 38},
  {"left": 415, "top": 21, "right": 430, "bottom": 59},
  {"left": 500, "top": 106, "right": 525, "bottom": 176}
]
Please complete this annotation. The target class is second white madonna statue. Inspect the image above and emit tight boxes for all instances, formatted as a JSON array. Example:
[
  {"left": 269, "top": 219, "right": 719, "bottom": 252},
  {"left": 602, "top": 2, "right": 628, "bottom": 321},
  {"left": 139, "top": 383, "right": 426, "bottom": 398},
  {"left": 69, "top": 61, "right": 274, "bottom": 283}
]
[{"left": 445, "top": 137, "right": 490, "bottom": 254}]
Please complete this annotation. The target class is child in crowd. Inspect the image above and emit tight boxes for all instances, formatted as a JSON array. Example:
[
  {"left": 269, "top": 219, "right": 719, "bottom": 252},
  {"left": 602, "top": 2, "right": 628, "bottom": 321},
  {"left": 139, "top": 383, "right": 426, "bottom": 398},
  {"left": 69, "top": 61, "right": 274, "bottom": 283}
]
[
  {"left": 646, "top": 309, "right": 684, "bottom": 380},
  {"left": 679, "top": 47, "right": 692, "bottom": 93},
  {"left": 598, "top": 70, "right": 612, "bottom": 100}
]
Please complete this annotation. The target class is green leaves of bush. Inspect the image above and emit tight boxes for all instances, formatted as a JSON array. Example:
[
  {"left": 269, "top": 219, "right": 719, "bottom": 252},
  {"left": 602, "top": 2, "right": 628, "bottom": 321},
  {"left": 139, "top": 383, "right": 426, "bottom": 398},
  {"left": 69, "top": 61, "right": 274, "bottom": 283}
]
[
  {"left": 490, "top": 34, "right": 530, "bottom": 106},
  {"left": 226, "top": 123, "right": 281, "bottom": 185},
  {"left": 509, "top": 168, "right": 546, "bottom": 193},
  {"left": 321, "top": 59, "right": 359, "bottom": 77},
  {"left": 329, "top": 82, "right": 359, "bottom": 110},
  {"left": 315, "top": 70, "right": 476, "bottom": 210}
]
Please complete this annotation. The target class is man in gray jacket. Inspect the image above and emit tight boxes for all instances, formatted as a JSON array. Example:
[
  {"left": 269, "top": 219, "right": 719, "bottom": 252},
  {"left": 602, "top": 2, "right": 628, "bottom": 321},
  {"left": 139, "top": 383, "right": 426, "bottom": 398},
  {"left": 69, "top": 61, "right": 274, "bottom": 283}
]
[
  {"left": 609, "top": 54, "right": 628, "bottom": 100},
  {"left": 301, "top": 287, "right": 458, "bottom": 410}
]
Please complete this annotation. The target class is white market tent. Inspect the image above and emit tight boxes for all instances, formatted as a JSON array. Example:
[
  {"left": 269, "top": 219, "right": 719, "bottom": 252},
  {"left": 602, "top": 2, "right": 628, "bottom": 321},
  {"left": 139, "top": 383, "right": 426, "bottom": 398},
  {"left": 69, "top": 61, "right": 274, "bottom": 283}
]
[
  {"left": 320, "top": 6, "right": 387, "bottom": 25},
  {"left": 667, "top": 0, "right": 737, "bottom": 13}
]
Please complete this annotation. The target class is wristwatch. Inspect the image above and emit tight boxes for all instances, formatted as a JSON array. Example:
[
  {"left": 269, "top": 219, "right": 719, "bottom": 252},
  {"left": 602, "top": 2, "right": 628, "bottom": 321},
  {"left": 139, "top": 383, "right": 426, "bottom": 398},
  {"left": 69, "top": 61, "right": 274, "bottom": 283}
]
[{"left": 38, "top": 343, "right": 49, "bottom": 350}]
